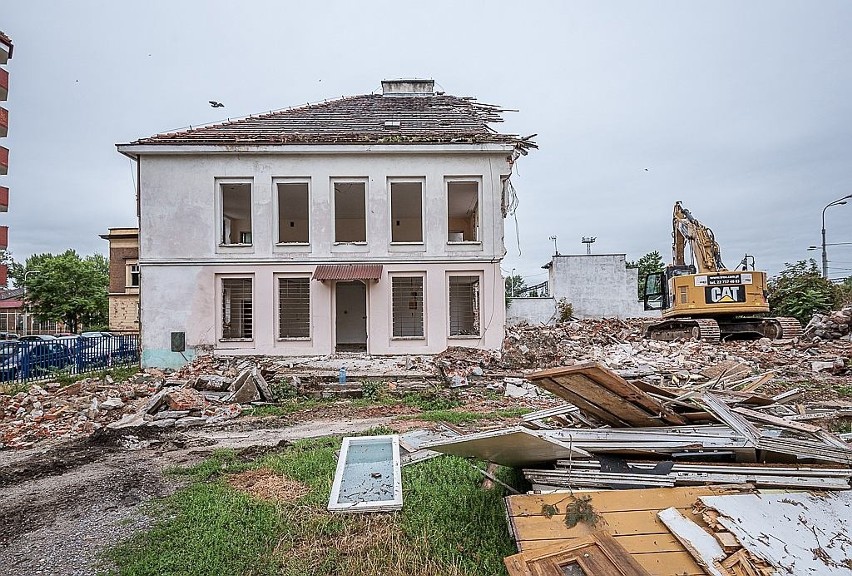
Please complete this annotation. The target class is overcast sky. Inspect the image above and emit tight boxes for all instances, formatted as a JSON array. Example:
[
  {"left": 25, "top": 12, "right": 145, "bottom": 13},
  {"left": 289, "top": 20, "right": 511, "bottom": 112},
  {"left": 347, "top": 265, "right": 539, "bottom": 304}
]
[{"left": 3, "top": 1, "right": 852, "bottom": 282}]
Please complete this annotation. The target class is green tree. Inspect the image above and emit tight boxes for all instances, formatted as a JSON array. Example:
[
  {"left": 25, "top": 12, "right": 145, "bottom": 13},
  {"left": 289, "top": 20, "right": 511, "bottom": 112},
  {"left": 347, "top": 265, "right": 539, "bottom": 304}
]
[
  {"left": 23, "top": 250, "right": 109, "bottom": 333},
  {"left": 505, "top": 274, "right": 527, "bottom": 298},
  {"left": 767, "top": 260, "right": 835, "bottom": 324},
  {"left": 627, "top": 251, "right": 666, "bottom": 299}
]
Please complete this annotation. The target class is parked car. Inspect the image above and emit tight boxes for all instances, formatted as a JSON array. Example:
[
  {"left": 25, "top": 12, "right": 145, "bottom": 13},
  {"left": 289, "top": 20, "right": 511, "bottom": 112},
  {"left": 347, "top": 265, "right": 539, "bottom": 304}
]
[
  {"left": 75, "top": 332, "right": 137, "bottom": 368},
  {"left": 18, "top": 334, "right": 58, "bottom": 342},
  {"left": 0, "top": 332, "right": 18, "bottom": 340},
  {"left": 0, "top": 340, "right": 73, "bottom": 380}
]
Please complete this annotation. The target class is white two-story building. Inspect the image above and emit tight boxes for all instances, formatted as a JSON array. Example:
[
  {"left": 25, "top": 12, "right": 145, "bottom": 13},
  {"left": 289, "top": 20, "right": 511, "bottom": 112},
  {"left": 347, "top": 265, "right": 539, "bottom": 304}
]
[{"left": 117, "top": 79, "right": 535, "bottom": 368}]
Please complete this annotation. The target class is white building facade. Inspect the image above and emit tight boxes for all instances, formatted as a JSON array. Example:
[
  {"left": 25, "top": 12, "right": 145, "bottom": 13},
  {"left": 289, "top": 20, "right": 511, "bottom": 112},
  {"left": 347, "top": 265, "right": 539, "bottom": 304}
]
[{"left": 118, "top": 80, "right": 534, "bottom": 368}]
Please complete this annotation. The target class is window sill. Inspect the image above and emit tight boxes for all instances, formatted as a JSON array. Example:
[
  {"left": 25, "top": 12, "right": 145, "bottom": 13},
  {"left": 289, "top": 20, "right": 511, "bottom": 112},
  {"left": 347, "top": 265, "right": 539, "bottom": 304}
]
[
  {"left": 447, "top": 241, "right": 481, "bottom": 245},
  {"left": 219, "top": 243, "right": 253, "bottom": 247},
  {"left": 448, "top": 334, "right": 481, "bottom": 339},
  {"left": 277, "top": 337, "right": 311, "bottom": 342},
  {"left": 219, "top": 338, "right": 254, "bottom": 342},
  {"left": 390, "top": 241, "right": 424, "bottom": 246},
  {"left": 276, "top": 242, "right": 310, "bottom": 246},
  {"left": 333, "top": 241, "right": 368, "bottom": 246},
  {"left": 391, "top": 336, "right": 426, "bottom": 341}
]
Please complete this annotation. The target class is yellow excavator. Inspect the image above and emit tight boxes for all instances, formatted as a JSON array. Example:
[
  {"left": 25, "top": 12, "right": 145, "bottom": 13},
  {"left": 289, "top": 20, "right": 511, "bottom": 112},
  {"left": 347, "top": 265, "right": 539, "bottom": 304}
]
[{"left": 642, "top": 201, "right": 802, "bottom": 342}]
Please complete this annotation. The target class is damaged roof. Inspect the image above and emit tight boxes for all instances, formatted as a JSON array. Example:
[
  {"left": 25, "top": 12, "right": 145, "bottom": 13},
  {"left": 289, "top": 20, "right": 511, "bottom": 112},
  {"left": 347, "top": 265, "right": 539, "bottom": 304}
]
[
  {"left": 0, "top": 31, "right": 12, "bottom": 56},
  {"left": 125, "top": 90, "right": 536, "bottom": 152}
]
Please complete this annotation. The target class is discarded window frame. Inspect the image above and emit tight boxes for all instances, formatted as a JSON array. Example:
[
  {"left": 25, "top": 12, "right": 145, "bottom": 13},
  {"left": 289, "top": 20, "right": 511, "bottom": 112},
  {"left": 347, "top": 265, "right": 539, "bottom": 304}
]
[
  {"left": 220, "top": 182, "right": 252, "bottom": 245},
  {"left": 328, "top": 435, "right": 403, "bottom": 513},
  {"left": 278, "top": 277, "right": 310, "bottom": 339},
  {"left": 277, "top": 181, "right": 310, "bottom": 244},
  {"left": 449, "top": 275, "right": 480, "bottom": 336},
  {"left": 392, "top": 276, "right": 424, "bottom": 338},
  {"left": 334, "top": 181, "right": 366, "bottom": 243},
  {"left": 447, "top": 180, "right": 479, "bottom": 242},
  {"left": 221, "top": 277, "right": 253, "bottom": 339},
  {"left": 390, "top": 181, "right": 423, "bottom": 243}
]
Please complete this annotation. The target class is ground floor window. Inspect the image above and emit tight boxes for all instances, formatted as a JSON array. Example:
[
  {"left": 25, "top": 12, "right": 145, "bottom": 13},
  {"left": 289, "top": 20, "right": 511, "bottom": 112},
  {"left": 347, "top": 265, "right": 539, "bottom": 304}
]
[
  {"left": 278, "top": 277, "right": 310, "bottom": 339},
  {"left": 448, "top": 275, "right": 480, "bottom": 336},
  {"left": 392, "top": 276, "right": 424, "bottom": 338},
  {"left": 221, "top": 277, "right": 253, "bottom": 339}
]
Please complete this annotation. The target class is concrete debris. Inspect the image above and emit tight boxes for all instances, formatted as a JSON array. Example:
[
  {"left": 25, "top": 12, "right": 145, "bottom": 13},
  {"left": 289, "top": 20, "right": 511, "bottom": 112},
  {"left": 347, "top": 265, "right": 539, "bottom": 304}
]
[{"left": 804, "top": 305, "right": 852, "bottom": 341}]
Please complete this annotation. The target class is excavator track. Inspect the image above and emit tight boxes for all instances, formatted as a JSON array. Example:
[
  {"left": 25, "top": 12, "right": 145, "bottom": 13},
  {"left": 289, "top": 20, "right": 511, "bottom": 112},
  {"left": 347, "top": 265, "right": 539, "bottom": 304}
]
[
  {"left": 766, "top": 317, "right": 803, "bottom": 340},
  {"left": 644, "top": 318, "right": 721, "bottom": 342}
]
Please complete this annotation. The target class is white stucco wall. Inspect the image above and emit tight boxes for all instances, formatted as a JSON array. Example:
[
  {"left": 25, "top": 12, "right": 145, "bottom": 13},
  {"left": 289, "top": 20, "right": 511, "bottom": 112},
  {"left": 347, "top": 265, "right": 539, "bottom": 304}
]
[
  {"left": 127, "top": 145, "right": 516, "bottom": 367},
  {"left": 547, "top": 254, "right": 657, "bottom": 319},
  {"left": 506, "top": 297, "right": 556, "bottom": 326}
]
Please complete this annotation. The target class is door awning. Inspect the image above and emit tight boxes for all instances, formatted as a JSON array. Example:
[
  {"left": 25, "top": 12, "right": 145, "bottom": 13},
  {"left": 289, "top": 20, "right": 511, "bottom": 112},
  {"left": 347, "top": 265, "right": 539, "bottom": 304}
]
[{"left": 312, "top": 264, "right": 383, "bottom": 282}]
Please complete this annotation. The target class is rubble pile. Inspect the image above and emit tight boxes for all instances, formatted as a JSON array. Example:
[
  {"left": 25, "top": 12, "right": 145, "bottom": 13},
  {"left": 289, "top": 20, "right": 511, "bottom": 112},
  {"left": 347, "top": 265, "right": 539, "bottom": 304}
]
[
  {"left": 805, "top": 305, "right": 852, "bottom": 341},
  {"left": 0, "top": 374, "right": 158, "bottom": 449},
  {"left": 502, "top": 318, "right": 852, "bottom": 387}
]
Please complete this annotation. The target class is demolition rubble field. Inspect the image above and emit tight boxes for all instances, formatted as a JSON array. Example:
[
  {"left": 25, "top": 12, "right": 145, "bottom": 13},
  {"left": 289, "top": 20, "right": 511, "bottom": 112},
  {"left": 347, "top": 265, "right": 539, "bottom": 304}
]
[{"left": 0, "top": 317, "right": 850, "bottom": 575}]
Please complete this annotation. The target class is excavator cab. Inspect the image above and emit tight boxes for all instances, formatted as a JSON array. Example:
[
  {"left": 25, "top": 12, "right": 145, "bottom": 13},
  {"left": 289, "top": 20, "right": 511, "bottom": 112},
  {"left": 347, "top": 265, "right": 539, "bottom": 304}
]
[{"left": 643, "top": 265, "right": 695, "bottom": 311}]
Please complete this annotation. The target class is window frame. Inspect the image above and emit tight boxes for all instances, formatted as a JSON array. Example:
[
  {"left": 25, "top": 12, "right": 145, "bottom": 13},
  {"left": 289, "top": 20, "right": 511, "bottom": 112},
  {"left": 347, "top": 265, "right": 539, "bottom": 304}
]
[
  {"left": 445, "top": 177, "right": 482, "bottom": 245},
  {"left": 390, "top": 273, "right": 426, "bottom": 340},
  {"left": 126, "top": 261, "right": 140, "bottom": 290},
  {"left": 331, "top": 178, "right": 369, "bottom": 246},
  {"left": 218, "top": 275, "right": 254, "bottom": 342},
  {"left": 447, "top": 273, "right": 483, "bottom": 338},
  {"left": 275, "top": 274, "right": 312, "bottom": 341},
  {"left": 216, "top": 178, "right": 254, "bottom": 250},
  {"left": 273, "top": 178, "right": 311, "bottom": 246},
  {"left": 388, "top": 178, "right": 425, "bottom": 246}
]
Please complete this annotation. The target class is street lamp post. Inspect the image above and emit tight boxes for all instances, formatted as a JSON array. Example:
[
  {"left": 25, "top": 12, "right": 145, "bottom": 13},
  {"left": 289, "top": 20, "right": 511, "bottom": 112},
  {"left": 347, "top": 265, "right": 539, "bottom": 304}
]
[
  {"left": 22, "top": 269, "right": 41, "bottom": 337},
  {"left": 821, "top": 194, "right": 852, "bottom": 279}
]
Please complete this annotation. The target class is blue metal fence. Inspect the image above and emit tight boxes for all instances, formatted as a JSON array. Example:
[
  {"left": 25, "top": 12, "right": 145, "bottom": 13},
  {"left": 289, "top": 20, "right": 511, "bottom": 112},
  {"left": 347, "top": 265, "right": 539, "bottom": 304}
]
[{"left": 0, "top": 333, "right": 140, "bottom": 383}]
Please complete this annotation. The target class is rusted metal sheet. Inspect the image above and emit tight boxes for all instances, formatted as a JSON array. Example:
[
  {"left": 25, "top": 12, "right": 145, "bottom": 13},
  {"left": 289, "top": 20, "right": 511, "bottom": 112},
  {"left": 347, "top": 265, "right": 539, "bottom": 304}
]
[{"left": 312, "top": 264, "right": 382, "bottom": 282}]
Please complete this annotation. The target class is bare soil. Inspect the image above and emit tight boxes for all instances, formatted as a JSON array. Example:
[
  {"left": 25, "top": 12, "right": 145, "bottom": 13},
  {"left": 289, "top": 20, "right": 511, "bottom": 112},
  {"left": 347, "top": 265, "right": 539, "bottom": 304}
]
[{"left": 0, "top": 414, "right": 400, "bottom": 576}]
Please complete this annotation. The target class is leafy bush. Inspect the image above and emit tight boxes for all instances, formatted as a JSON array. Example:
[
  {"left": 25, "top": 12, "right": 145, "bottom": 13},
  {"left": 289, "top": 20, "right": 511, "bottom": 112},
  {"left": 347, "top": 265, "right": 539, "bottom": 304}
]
[
  {"left": 767, "top": 260, "right": 835, "bottom": 324},
  {"left": 556, "top": 298, "right": 573, "bottom": 323}
]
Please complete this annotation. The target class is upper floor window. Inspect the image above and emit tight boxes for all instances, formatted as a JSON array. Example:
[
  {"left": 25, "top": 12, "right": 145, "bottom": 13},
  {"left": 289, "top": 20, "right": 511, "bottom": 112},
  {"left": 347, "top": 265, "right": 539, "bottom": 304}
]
[
  {"left": 126, "top": 262, "right": 140, "bottom": 289},
  {"left": 277, "top": 181, "right": 310, "bottom": 244},
  {"left": 334, "top": 181, "right": 367, "bottom": 243},
  {"left": 390, "top": 181, "right": 423, "bottom": 243},
  {"left": 447, "top": 180, "right": 479, "bottom": 243},
  {"left": 220, "top": 182, "right": 252, "bottom": 246}
]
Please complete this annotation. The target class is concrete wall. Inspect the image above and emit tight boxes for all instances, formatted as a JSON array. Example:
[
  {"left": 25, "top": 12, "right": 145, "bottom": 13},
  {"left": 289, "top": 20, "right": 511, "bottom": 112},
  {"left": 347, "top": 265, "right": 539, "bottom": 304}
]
[
  {"left": 134, "top": 147, "right": 515, "bottom": 367},
  {"left": 547, "top": 254, "right": 657, "bottom": 319},
  {"left": 506, "top": 297, "right": 556, "bottom": 326}
]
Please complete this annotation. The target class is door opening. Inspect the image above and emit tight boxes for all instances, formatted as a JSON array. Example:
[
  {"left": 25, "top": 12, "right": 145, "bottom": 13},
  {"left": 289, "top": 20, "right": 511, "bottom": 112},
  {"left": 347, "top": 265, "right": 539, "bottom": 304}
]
[{"left": 335, "top": 281, "right": 367, "bottom": 352}]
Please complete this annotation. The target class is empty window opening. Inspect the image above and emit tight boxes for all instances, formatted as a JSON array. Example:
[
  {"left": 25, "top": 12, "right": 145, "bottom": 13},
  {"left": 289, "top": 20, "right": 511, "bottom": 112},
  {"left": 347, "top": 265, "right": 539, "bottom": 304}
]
[
  {"left": 447, "top": 181, "right": 479, "bottom": 242},
  {"left": 221, "top": 183, "right": 252, "bottom": 245},
  {"left": 279, "top": 278, "right": 310, "bottom": 339},
  {"left": 390, "top": 182, "right": 423, "bottom": 243},
  {"left": 334, "top": 182, "right": 366, "bottom": 243},
  {"left": 392, "top": 276, "right": 424, "bottom": 338},
  {"left": 449, "top": 276, "right": 480, "bottom": 336},
  {"left": 127, "top": 262, "right": 140, "bottom": 288},
  {"left": 222, "top": 278, "right": 252, "bottom": 339},
  {"left": 277, "top": 182, "right": 309, "bottom": 243}
]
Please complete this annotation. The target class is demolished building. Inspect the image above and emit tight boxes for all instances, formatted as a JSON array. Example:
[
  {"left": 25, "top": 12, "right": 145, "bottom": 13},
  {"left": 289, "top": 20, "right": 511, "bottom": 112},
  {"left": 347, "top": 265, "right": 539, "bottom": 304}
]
[{"left": 117, "top": 79, "right": 535, "bottom": 368}]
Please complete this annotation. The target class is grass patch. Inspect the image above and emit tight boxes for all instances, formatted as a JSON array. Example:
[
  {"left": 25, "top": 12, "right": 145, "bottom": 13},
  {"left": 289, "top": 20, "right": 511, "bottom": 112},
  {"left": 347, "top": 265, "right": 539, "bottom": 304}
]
[
  {"left": 836, "top": 385, "right": 852, "bottom": 398},
  {"left": 402, "top": 392, "right": 462, "bottom": 411},
  {"left": 106, "top": 436, "right": 522, "bottom": 576},
  {"left": 408, "top": 407, "right": 532, "bottom": 424},
  {"left": 103, "top": 483, "right": 283, "bottom": 576},
  {"left": 242, "top": 398, "right": 325, "bottom": 417}
]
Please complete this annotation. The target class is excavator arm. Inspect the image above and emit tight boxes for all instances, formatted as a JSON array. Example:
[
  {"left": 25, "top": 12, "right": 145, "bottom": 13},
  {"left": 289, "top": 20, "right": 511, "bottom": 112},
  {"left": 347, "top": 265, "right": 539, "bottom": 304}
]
[{"left": 672, "top": 201, "right": 726, "bottom": 272}]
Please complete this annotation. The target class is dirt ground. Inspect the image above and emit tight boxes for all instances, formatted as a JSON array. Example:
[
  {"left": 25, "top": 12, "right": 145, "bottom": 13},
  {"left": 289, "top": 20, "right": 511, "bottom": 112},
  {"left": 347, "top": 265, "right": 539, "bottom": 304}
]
[{"left": 0, "top": 411, "right": 405, "bottom": 576}]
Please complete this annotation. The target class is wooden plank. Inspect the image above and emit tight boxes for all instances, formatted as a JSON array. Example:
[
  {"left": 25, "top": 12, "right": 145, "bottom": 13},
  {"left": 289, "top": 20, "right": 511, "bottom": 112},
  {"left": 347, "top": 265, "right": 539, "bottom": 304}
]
[
  {"left": 658, "top": 507, "right": 727, "bottom": 576},
  {"left": 506, "top": 486, "right": 747, "bottom": 516},
  {"left": 520, "top": 532, "right": 689, "bottom": 554},
  {"left": 528, "top": 362, "right": 688, "bottom": 426},
  {"left": 511, "top": 508, "right": 713, "bottom": 541},
  {"left": 731, "top": 406, "right": 823, "bottom": 433},
  {"left": 550, "top": 374, "right": 669, "bottom": 426}
]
